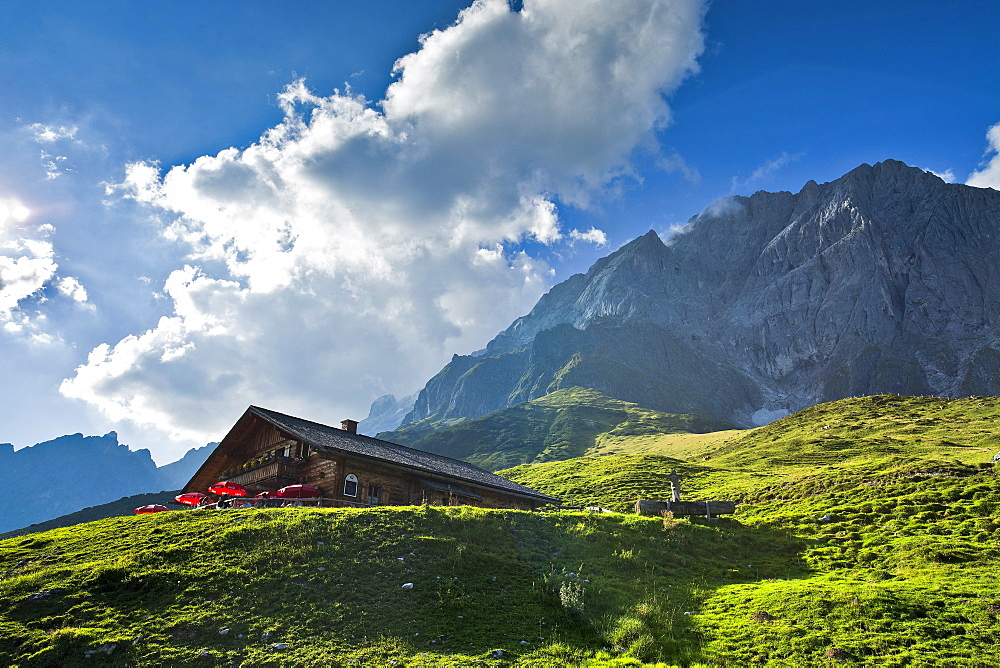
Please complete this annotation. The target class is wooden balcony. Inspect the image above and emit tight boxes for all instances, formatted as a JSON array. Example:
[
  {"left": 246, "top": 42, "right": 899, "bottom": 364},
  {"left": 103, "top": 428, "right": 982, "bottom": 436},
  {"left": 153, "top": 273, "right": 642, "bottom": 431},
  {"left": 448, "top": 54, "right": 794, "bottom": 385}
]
[{"left": 227, "top": 459, "right": 303, "bottom": 487}]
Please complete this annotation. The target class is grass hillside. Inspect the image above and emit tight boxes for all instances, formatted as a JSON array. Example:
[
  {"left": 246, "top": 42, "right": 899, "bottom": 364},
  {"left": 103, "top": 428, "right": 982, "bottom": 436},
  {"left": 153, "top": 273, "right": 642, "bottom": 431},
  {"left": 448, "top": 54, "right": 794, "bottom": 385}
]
[
  {"left": 4, "top": 394, "right": 1000, "bottom": 665},
  {"left": 0, "top": 506, "right": 799, "bottom": 667},
  {"left": 499, "top": 395, "right": 1000, "bottom": 665},
  {"left": 707, "top": 393, "right": 1000, "bottom": 467},
  {"left": 504, "top": 394, "right": 1000, "bottom": 506},
  {"left": 380, "top": 387, "right": 736, "bottom": 471}
]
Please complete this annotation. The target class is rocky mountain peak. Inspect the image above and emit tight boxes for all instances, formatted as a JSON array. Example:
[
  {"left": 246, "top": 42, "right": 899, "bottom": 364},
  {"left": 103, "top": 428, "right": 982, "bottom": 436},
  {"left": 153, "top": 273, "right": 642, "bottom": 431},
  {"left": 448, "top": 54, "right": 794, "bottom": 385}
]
[
  {"left": 487, "top": 230, "right": 674, "bottom": 352},
  {"left": 401, "top": 160, "right": 1000, "bottom": 430}
]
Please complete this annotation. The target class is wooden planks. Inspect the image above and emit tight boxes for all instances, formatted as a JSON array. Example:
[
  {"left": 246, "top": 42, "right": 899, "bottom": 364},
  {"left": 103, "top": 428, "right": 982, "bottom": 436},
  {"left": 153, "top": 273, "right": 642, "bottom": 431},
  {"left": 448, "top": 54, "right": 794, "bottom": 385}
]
[{"left": 635, "top": 499, "right": 736, "bottom": 517}]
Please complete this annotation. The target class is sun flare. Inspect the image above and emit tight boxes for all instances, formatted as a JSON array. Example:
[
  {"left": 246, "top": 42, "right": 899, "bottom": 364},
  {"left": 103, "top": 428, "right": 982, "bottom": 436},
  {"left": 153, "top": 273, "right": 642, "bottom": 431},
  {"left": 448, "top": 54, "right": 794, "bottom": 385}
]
[{"left": 0, "top": 197, "right": 31, "bottom": 229}]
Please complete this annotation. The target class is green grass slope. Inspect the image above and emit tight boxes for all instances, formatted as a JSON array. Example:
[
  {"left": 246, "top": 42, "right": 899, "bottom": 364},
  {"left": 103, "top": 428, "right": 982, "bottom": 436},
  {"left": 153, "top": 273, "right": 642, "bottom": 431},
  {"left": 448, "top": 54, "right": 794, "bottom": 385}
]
[
  {"left": 505, "top": 394, "right": 1000, "bottom": 507},
  {"left": 501, "top": 455, "right": 730, "bottom": 512},
  {"left": 0, "top": 506, "right": 798, "bottom": 667},
  {"left": 381, "top": 387, "right": 735, "bottom": 471},
  {"left": 709, "top": 393, "right": 1000, "bottom": 469},
  {"left": 6, "top": 394, "right": 1000, "bottom": 666},
  {"left": 500, "top": 395, "right": 1000, "bottom": 665}
]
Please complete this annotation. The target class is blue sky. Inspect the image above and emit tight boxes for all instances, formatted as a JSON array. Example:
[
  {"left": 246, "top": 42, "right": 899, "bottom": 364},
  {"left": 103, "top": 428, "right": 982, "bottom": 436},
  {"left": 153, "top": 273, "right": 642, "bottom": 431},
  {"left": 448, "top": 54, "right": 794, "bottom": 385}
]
[{"left": 1, "top": 0, "right": 997, "bottom": 462}]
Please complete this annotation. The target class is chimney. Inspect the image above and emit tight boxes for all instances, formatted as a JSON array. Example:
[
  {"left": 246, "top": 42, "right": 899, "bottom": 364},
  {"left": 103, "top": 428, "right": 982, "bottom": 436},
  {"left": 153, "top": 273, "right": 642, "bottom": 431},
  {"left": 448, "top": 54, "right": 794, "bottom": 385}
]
[{"left": 341, "top": 419, "right": 359, "bottom": 434}]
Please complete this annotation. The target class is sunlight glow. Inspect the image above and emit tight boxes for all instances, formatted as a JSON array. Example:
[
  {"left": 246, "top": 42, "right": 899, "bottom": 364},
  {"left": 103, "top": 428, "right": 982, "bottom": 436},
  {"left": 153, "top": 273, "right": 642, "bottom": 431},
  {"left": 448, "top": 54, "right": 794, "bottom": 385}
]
[{"left": 0, "top": 198, "right": 31, "bottom": 230}]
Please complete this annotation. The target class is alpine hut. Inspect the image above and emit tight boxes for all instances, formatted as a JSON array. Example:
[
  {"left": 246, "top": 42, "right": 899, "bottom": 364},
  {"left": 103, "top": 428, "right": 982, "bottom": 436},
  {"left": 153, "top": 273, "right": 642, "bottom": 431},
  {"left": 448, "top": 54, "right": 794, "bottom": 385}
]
[{"left": 183, "top": 406, "right": 557, "bottom": 510}]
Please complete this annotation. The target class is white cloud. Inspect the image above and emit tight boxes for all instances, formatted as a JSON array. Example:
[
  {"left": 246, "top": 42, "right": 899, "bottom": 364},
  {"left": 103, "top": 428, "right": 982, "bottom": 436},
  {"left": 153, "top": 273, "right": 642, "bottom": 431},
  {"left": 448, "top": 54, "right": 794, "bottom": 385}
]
[
  {"left": 29, "top": 123, "right": 78, "bottom": 143},
  {"left": 661, "top": 222, "right": 693, "bottom": 243},
  {"left": 924, "top": 167, "right": 955, "bottom": 183},
  {"left": 569, "top": 227, "right": 608, "bottom": 245},
  {"left": 967, "top": 122, "right": 1000, "bottom": 189},
  {"left": 731, "top": 152, "right": 803, "bottom": 192},
  {"left": 662, "top": 194, "right": 742, "bottom": 245},
  {"left": 63, "top": 0, "right": 707, "bottom": 445},
  {"left": 700, "top": 195, "right": 744, "bottom": 219},
  {"left": 40, "top": 151, "right": 70, "bottom": 180},
  {"left": 0, "top": 198, "right": 92, "bottom": 331},
  {"left": 0, "top": 199, "right": 52, "bottom": 322},
  {"left": 57, "top": 276, "right": 89, "bottom": 303},
  {"left": 0, "top": 236, "right": 57, "bottom": 319},
  {"left": 657, "top": 151, "right": 701, "bottom": 183}
]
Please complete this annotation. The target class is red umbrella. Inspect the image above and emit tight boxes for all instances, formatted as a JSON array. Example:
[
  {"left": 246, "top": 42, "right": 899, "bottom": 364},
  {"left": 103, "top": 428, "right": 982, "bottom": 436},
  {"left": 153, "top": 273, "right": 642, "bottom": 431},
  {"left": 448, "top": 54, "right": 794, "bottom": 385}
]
[
  {"left": 208, "top": 481, "right": 249, "bottom": 497},
  {"left": 278, "top": 484, "right": 321, "bottom": 499},
  {"left": 254, "top": 491, "right": 278, "bottom": 499},
  {"left": 175, "top": 492, "right": 209, "bottom": 506},
  {"left": 134, "top": 504, "right": 170, "bottom": 514}
]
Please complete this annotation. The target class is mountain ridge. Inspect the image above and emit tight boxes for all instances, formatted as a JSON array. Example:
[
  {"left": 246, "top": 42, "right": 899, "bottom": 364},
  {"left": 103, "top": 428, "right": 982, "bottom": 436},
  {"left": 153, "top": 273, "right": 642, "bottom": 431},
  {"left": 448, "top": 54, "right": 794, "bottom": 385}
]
[
  {"left": 399, "top": 160, "right": 1000, "bottom": 430},
  {"left": 0, "top": 434, "right": 212, "bottom": 533}
]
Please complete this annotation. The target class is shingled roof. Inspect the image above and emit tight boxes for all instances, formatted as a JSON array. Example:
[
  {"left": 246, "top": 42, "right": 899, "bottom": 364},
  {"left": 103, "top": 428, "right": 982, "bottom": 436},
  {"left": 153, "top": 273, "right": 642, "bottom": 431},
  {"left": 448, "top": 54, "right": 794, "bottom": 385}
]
[{"left": 247, "top": 406, "right": 557, "bottom": 503}]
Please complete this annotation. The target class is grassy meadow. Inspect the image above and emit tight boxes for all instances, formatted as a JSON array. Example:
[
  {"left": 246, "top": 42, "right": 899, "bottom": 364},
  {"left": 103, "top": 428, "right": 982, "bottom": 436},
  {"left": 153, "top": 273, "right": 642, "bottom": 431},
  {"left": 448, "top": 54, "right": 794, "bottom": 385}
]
[
  {"left": 2, "top": 393, "right": 1000, "bottom": 665},
  {"left": 0, "top": 506, "right": 799, "bottom": 667}
]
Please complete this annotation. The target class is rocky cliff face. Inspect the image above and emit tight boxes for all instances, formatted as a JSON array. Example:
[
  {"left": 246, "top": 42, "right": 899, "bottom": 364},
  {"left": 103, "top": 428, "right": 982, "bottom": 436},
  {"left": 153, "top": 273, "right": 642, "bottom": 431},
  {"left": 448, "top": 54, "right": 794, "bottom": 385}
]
[
  {"left": 359, "top": 393, "right": 418, "bottom": 435},
  {"left": 401, "top": 160, "right": 1000, "bottom": 428}
]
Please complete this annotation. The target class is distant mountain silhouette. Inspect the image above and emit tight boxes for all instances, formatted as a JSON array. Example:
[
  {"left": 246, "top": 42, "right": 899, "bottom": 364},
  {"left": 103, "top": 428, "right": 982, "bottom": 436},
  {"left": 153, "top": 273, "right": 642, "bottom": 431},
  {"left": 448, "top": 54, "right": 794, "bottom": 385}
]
[
  {"left": 0, "top": 434, "right": 213, "bottom": 533},
  {"left": 0, "top": 489, "right": 180, "bottom": 540}
]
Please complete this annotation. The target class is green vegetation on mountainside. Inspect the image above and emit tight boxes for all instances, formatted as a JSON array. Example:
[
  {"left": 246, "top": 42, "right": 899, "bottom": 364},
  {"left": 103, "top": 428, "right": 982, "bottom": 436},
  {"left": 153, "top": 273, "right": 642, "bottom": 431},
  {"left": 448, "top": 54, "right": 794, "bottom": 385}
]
[
  {"left": 710, "top": 394, "right": 1000, "bottom": 467},
  {"left": 0, "top": 506, "right": 797, "bottom": 667},
  {"left": 502, "top": 455, "right": 727, "bottom": 512},
  {"left": 498, "top": 395, "right": 1000, "bottom": 665},
  {"left": 381, "top": 387, "right": 735, "bottom": 471}
]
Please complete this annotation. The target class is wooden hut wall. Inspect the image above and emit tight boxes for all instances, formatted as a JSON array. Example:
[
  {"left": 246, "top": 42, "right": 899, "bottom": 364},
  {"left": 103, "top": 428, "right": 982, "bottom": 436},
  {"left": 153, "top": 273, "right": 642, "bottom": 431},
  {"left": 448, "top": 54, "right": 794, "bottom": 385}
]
[{"left": 298, "top": 449, "right": 540, "bottom": 510}]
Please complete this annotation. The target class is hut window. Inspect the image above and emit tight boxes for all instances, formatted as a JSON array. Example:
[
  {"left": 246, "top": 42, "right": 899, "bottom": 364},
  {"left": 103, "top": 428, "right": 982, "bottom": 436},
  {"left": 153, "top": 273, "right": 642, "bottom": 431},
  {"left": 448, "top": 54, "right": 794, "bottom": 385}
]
[
  {"left": 343, "top": 474, "right": 359, "bottom": 497},
  {"left": 368, "top": 485, "right": 381, "bottom": 505}
]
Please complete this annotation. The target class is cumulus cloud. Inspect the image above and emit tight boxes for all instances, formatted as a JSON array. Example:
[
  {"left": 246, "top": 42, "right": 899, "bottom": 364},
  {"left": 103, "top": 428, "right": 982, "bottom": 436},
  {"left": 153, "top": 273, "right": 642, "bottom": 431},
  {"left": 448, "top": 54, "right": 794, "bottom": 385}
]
[
  {"left": 0, "top": 199, "right": 52, "bottom": 321},
  {"left": 63, "top": 0, "right": 707, "bottom": 444},
  {"left": 57, "top": 276, "right": 89, "bottom": 303},
  {"left": 0, "top": 236, "right": 57, "bottom": 318},
  {"left": 0, "top": 198, "right": 89, "bottom": 333},
  {"left": 967, "top": 122, "right": 1000, "bottom": 189},
  {"left": 0, "top": 197, "right": 91, "bottom": 339},
  {"left": 569, "top": 227, "right": 608, "bottom": 245}
]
